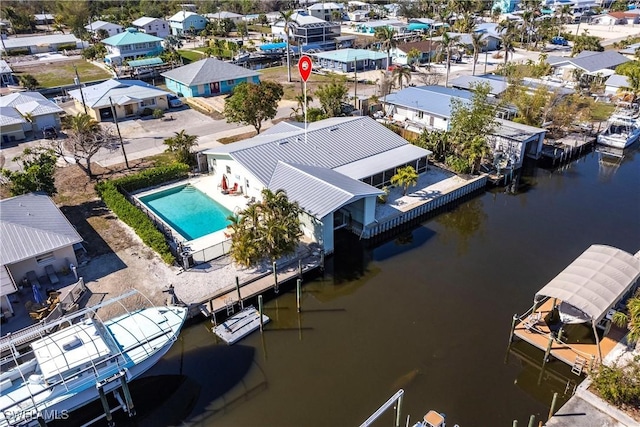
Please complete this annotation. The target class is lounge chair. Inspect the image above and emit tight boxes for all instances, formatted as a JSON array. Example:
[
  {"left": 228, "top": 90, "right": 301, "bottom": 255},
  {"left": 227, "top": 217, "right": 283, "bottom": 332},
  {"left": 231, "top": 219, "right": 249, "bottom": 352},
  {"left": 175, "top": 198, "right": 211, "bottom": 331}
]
[
  {"left": 228, "top": 183, "right": 239, "bottom": 195},
  {"left": 26, "top": 271, "right": 40, "bottom": 288},
  {"left": 45, "top": 265, "right": 60, "bottom": 284}
]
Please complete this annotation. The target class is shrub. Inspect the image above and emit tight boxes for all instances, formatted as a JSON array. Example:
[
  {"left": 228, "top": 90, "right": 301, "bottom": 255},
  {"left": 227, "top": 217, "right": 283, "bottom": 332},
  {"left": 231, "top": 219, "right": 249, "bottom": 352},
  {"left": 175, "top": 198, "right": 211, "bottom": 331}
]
[
  {"left": 96, "top": 181, "right": 175, "bottom": 265},
  {"left": 591, "top": 359, "right": 640, "bottom": 407},
  {"left": 153, "top": 108, "right": 164, "bottom": 119},
  {"left": 140, "top": 107, "right": 154, "bottom": 117},
  {"left": 112, "top": 163, "right": 189, "bottom": 192}
]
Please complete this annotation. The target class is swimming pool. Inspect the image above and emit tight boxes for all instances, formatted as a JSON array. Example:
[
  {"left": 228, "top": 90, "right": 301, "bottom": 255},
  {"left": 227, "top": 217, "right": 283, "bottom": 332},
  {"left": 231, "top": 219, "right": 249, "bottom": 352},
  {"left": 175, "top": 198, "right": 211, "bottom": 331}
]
[{"left": 139, "top": 184, "right": 232, "bottom": 241}]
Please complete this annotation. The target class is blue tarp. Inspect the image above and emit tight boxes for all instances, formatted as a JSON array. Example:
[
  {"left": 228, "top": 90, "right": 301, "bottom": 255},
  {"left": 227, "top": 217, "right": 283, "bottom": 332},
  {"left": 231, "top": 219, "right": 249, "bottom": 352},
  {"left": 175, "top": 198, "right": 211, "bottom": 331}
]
[{"left": 259, "top": 42, "right": 287, "bottom": 51}]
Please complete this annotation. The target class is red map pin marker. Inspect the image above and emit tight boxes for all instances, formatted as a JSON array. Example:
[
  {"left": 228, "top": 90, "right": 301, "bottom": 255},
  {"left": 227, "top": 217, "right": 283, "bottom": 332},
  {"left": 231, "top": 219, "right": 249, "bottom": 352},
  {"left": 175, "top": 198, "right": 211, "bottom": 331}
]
[{"left": 298, "top": 55, "right": 312, "bottom": 82}]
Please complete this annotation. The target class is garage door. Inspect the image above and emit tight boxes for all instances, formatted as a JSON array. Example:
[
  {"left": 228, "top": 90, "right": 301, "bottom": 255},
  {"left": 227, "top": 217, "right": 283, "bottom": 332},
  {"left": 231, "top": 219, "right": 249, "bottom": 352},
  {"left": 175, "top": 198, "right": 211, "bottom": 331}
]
[{"left": 1, "top": 266, "right": 17, "bottom": 296}]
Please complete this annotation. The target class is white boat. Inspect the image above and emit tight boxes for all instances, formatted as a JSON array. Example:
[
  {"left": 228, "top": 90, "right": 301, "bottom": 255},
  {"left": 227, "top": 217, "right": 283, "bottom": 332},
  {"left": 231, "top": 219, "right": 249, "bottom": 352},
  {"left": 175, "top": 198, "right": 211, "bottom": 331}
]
[
  {"left": 0, "top": 290, "right": 187, "bottom": 426},
  {"left": 597, "top": 112, "right": 640, "bottom": 149},
  {"left": 213, "top": 305, "right": 269, "bottom": 345}
]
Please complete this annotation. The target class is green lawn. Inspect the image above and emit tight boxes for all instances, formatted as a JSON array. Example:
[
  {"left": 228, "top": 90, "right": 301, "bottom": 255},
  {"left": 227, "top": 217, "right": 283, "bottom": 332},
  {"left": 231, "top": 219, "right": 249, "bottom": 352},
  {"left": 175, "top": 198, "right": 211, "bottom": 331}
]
[
  {"left": 12, "top": 59, "right": 113, "bottom": 88},
  {"left": 592, "top": 102, "right": 616, "bottom": 122},
  {"left": 178, "top": 49, "right": 205, "bottom": 64}
]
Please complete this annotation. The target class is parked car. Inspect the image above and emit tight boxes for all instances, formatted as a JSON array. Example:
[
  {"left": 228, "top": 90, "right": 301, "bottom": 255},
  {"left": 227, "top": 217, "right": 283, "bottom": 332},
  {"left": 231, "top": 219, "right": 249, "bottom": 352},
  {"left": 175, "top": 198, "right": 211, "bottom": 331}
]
[
  {"left": 43, "top": 126, "right": 58, "bottom": 139},
  {"left": 551, "top": 36, "right": 568, "bottom": 46},
  {"left": 168, "top": 94, "right": 183, "bottom": 108}
]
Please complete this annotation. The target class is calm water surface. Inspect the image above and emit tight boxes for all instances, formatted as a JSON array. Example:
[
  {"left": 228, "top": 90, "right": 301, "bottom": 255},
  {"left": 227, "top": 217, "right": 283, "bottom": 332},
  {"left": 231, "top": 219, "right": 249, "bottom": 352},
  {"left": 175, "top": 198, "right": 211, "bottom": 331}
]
[{"left": 106, "top": 147, "right": 640, "bottom": 427}]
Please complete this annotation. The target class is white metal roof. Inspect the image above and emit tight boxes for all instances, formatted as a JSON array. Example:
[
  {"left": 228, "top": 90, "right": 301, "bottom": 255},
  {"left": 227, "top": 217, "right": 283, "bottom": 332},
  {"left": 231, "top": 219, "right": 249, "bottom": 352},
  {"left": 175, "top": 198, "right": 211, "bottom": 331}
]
[
  {"left": 535, "top": 245, "right": 640, "bottom": 323},
  {"left": 0, "top": 34, "right": 80, "bottom": 50},
  {"left": 68, "top": 79, "right": 169, "bottom": 109},
  {"left": 0, "top": 193, "right": 83, "bottom": 265},
  {"left": 0, "top": 106, "right": 26, "bottom": 126},
  {"left": 334, "top": 145, "right": 431, "bottom": 180}
]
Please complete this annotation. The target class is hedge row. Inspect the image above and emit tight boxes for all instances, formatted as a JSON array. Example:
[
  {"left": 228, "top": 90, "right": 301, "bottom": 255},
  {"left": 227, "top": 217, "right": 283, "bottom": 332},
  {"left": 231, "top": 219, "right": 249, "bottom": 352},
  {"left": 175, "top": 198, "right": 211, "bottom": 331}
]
[
  {"left": 112, "top": 163, "right": 189, "bottom": 193},
  {"left": 96, "top": 181, "right": 175, "bottom": 265}
]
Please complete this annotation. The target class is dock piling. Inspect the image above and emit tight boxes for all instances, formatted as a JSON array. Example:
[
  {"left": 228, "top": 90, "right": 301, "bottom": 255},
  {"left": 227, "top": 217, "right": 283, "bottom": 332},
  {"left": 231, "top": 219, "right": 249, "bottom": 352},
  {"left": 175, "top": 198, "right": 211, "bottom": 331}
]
[
  {"left": 548, "top": 392, "right": 558, "bottom": 421},
  {"left": 538, "top": 334, "right": 554, "bottom": 385},
  {"left": 298, "top": 259, "right": 302, "bottom": 278},
  {"left": 258, "top": 295, "right": 264, "bottom": 332},
  {"left": 235, "top": 276, "right": 243, "bottom": 310},
  {"left": 272, "top": 262, "right": 279, "bottom": 293},
  {"left": 508, "top": 314, "right": 518, "bottom": 344},
  {"left": 320, "top": 250, "right": 325, "bottom": 272},
  {"left": 527, "top": 415, "right": 535, "bottom": 427},
  {"left": 512, "top": 421, "right": 517, "bottom": 427},
  {"left": 296, "top": 279, "right": 302, "bottom": 312}
]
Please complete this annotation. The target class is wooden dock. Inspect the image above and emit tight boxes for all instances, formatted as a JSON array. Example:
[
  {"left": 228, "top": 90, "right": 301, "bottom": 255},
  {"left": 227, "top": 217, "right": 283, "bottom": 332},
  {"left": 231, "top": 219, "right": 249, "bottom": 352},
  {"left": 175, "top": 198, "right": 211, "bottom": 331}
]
[
  {"left": 540, "top": 133, "right": 596, "bottom": 166},
  {"left": 512, "top": 298, "right": 625, "bottom": 373}
]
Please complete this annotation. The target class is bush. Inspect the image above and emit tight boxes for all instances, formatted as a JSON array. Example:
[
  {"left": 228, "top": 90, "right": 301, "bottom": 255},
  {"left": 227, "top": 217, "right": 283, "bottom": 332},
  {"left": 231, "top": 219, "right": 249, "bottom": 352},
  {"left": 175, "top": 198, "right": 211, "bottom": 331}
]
[
  {"left": 96, "top": 181, "right": 175, "bottom": 265},
  {"left": 112, "top": 163, "right": 190, "bottom": 193},
  {"left": 56, "top": 43, "right": 78, "bottom": 51},
  {"left": 153, "top": 108, "right": 164, "bottom": 119},
  {"left": 7, "top": 48, "right": 30, "bottom": 56},
  {"left": 591, "top": 359, "right": 640, "bottom": 407}
]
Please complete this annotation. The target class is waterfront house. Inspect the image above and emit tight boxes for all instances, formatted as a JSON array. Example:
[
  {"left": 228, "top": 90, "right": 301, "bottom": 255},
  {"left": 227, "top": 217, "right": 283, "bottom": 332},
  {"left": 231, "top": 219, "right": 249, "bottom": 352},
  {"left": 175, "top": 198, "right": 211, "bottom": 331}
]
[
  {"left": 131, "top": 16, "right": 170, "bottom": 38},
  {"left": 271, "top": 13, "right": 341, "bottom": 51},
  {"left": 383, "top": 85, "right": 544, "bottom": 167},
  {"left": 161, "top": 58, "right": 260, "bottom": 97},
  {"left": 202, "top": 116, "right": 432, "bottom": 254},
  {"left": 0, "top": 91, "right": 64, "bottom": 137},
  {"left": 390, "top": 40, "right": 440, "bottom": 65},
  {"left": 603, "top": 74, "right": 631, "bottom": 97},
  {"left": 101, "top": 28, "right": 164, "bottom": 66},
  {"left": 546, "top": 50, "right": 630, "bottom": 82},
  {"left": 312, "top": 48, "right": 387, "bottom": 72},
  {"left": 68, "top": 79, "right": 170, "bottom": 122},
  {"left": 0, "top": 34, "right": 85, "bottom": 55},
  {"left": 168, "top": 11, "right": 208, "bottom": 36},
  {"left": 511, "top": 244, "right": 640, "bottom": 372},
  {"left": 307, "top": 2, "right": 345, "bottom": 22},
  {"left": 85, "top": 20, "right": 124, "bottom": 38},
  {"left": 0, "top": 193, "right": 83, "bottom": 317},
  {"left": 0, "top": 59, "right": 15, "bottom": 87}
]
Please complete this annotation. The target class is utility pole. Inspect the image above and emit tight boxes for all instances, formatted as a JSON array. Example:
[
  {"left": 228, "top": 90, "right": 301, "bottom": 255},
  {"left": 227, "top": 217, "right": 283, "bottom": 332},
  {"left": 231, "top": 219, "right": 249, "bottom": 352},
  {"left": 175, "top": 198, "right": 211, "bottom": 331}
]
[
  {"left": 73, "top": 65, "right": 88, "bottom": 114},
  {"left": 353, "top": 56, "right": 358, "bottom": 112},
  {"left": 109, "top": 96, "right": 129, "bottom": 169}
]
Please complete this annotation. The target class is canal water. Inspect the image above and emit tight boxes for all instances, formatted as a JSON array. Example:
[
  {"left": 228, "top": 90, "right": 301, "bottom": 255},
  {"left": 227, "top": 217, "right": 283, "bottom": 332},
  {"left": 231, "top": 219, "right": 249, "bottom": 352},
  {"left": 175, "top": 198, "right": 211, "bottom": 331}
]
[{"left": 74, "top": 146, "right": 640, "bottom": 427}]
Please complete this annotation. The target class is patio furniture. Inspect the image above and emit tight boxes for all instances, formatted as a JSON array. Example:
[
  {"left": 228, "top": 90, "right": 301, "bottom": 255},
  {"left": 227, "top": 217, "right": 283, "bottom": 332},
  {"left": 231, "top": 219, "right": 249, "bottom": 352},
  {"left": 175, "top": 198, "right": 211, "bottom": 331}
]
[
  {"left": 228, "top": 183, "right": 239, "bottom": 195},
  {"left": 25, "top": 271, "right": 40, "bottom": 289},
  {"left": 45, "top": 265, "right": 60, "bottom": 284}
]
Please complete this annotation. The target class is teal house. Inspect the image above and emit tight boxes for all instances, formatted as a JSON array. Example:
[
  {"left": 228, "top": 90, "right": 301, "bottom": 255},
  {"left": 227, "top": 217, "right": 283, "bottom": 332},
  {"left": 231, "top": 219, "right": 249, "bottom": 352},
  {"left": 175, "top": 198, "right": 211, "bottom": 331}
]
[
  {"left": 313, "top": 48, "right": 388, "bottom": 72},
  {"left": 161, "top": 58, "right": 260, "bottom": 97},
  {"left": 102, "top": 28, "right": 163, "bottom": 66},
  {"left": 168, "top": 11, "right": 207, "bottom": 36}
]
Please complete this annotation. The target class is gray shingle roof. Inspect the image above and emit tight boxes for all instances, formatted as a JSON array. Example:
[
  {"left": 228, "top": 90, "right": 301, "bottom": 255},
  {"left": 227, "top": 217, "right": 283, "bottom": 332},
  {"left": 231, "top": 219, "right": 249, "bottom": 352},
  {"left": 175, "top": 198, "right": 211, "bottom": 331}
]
[
  {"left": 161, "top": 58, "right": 260, "bottom": 86},
  {"left": 204, "top": 116, "right": 416, "bottom": 186},
  {"left": 384, "top": 86, "right": 472, "bottom": 118},
  {"left": 269, "top": 162, "right": 382, "bottom": 218},
  {"left": 1, "top": 193, "right": 83, "bottom": 265}
]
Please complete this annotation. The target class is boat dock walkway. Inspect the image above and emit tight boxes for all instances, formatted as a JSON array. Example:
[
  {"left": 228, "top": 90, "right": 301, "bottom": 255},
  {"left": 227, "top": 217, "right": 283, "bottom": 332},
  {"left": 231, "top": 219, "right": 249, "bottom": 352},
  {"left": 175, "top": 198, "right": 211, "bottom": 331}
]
[{"left": 540, "top": 133, "right": 596, "bottom": 165}]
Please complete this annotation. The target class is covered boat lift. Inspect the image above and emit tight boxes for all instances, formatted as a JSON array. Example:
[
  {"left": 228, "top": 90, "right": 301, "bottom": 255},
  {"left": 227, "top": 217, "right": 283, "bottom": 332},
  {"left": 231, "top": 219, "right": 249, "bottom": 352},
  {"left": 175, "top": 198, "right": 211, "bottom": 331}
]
[{"left": 509, "top": 245, "right": 640, "bottom": 372}]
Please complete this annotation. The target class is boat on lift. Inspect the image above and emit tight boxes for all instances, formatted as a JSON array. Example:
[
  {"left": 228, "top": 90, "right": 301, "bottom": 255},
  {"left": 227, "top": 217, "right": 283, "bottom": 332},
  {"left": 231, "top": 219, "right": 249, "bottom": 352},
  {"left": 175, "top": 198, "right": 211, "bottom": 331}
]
[
  {"left": 0, "top": 290, "right": 188, "bottom": 427},
  {"left": 597, "top": 108, "right": 640, "bottom": 149}
]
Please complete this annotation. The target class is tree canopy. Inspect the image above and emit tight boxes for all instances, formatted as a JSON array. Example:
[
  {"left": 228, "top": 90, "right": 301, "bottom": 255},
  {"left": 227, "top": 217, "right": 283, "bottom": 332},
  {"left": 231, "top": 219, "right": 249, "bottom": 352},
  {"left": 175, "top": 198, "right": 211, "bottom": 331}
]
[
  {"left": 224, "top": 81, "right": 284, "bottom": 134},
  {"left": 1, "top": 147, "right": 58, "bottom": 196},
  {"left": 314, "top": 77, "right": 349, "bottom": 118},
  {"left": 164, "top": 130, "right": 198, "bottom": 166},
  {"left": 227, "top": 189, "right": 303, "bottom": 267}
]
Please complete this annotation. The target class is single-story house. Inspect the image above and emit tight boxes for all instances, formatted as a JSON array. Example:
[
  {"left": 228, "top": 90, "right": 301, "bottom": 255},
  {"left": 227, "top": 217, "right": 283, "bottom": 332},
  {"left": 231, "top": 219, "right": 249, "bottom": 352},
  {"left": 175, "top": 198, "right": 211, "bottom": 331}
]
[
  {"left": 383, "top": 85, "right": 544, "bottom": 166},
  {"left": 307, "top": 2, "right": 344, "bottom": 21},
  {"left": 547, "top": 50, "right": 630, "bottom": 81},
  {"left": 85, "top": 20, "right": 124, "bottom": 38},
  {"left": 312, "top": 48, "right": 387, "bottom": 72},
  {"left": 448, "top": 74, "right": 509, "bottom": 97},
  {"left": 168, "top": 11, "right": 208, "bottom": 36},
  {"left": 391, "top": 40, "right": 440, "bottom": 65},
  {"left": 0, "top": 91, "right": 64, "bottom": 136},
  {"left": 0, "top": 34, "right": 86, "bottom": 54},
  {"left": 0, "top": 59, "right": 15, "bottom": 87},
  {"left": 432, "top": 31, "right": 501, "bottom": 53},
  {"left": 131, "top": 16, "right": 170, "bottom": 38},
  {"left": 597, "top": 12, "right": 639, "bottom": 26},
  {"left": 101, "top": 27, "right": 164, "bottom": 66},
  {"left": 618, "top": 42, "right": 640, "bottom": 60},
  {"left": 161, "top": 58, "right": 260, "bottom": 97},
  {"left": 604, "top": 74, "right": 632, "bottom": 96},
  {"left": 0, "top": 193, "right": 83, "bottom": 316},
  {"left": 34, "top": 14, "right": 55, "bottom": 25},
  {"left": 205, "top": 11, "right": 244, "bottom": 24},
  {"left": 202, "top": 116, "right": 432, "bottom": 254},
  {"left": 0, "top": 106, "right": 27, "bottom": 142},
  {"left": 68, "top": 79, "right": 170, "bottom": 122}
]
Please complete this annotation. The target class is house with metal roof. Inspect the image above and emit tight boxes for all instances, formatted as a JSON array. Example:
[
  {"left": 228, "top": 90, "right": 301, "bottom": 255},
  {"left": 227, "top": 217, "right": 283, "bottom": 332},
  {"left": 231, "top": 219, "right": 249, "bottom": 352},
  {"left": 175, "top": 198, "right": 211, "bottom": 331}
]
[
  {"left": 604, "top": 74, "right": 631, "bottom": 96},
  {"left": 307, "top": 2, "right": 344, "bottom": 22},
  {"left": 618, "top": 42, "right": 640, "bottom": 59},
  {"left": 202, "top": 116, "right": 431, "bottom": 254},
  {"left": 0, "top": 59, "right": 15, "bottom": 87},
  {"left": 168, "top": 11, "right": 208, "bottom": 36},
  {"left": 0, "top": 34, "right": 86, "bottom": 54},
  {"left": 449, "top": 74, "right": 509, "bottom": 97},
  {"left": 312, "top": 48, "right": 387, "bottom": 72},
  {"left": 272, "top": 12, "right": 341, "bottom": 51},
  {"left": 68, "top": 79, "right": 170, "bottom": 122},
  {"left": 0, "top": 91, "right": 64, "bottom": 137},
  {"left": 161, "top": 58, "right": 260, "bottom": 97},
  {"left": 131, "top": 16, "right": 170, "bottom": 38},
  {"left": 205, "top": 11, "right": 244, "bottom": 24},
  {"left": 101, "top": 27, "right": 164, "bottom": 65},
  {"left": 85, "top": 20, "right": 124, "bottom": 38},
  {"left": 0, "top": 193, "right": 83, "bottom": 316},
  {"left": 383, "top": 85, "right": 545, "bottom": 167},
  {"left": 547, "top": 50, "right": 630, "bottom": 81},
  {"left": 0, "top": 106, "right": 27, "bottom": 142}
]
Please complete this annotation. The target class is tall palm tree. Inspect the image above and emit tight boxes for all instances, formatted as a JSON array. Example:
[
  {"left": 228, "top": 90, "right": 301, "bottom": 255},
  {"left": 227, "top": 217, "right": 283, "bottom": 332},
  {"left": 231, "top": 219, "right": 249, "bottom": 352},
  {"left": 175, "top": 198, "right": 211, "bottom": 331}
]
[
  {"left": 279, "top": 10, "right": 295, "bottom": 83},
  {"left": 439, "top": 32, "right": 461, "bottom": 87},
  {"left": 392, "top": 66, "right": 411, "bottom": 90},
  {"left": 163, "top": 130, "right": 199, "bottom": 165},
  {"left": 497, "top": 19, "right": 517, "bottom": 71},
  {"left": 470, "top": 31, "right": 485, "bottom": 76},
  {"left": 390, "top": 166, "right": 418, "bottom": 196},
  {"left": 374, "top": 26, "right": 397, "bottom": 70}
]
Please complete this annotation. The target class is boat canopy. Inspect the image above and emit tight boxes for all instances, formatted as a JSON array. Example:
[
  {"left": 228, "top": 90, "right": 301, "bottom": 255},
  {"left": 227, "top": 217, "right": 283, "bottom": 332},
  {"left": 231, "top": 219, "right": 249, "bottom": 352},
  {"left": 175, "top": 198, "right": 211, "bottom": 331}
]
[{"left": 534, "top": 245, "right": 640, "bottom": 324}]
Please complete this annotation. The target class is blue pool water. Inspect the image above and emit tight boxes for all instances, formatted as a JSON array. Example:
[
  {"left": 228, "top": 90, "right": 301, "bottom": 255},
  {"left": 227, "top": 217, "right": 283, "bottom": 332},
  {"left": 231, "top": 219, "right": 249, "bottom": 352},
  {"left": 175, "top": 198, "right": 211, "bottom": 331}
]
[{"left": 139, "top": 185, "right": 232, "bottom": 241}]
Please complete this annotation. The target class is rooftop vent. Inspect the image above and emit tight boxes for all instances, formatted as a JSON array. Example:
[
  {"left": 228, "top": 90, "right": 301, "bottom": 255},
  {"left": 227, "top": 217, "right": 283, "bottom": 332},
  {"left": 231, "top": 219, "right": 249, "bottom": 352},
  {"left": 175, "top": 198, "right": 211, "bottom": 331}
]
[{"left": 329, "top": 127, "right": 339, "bottom": 132}]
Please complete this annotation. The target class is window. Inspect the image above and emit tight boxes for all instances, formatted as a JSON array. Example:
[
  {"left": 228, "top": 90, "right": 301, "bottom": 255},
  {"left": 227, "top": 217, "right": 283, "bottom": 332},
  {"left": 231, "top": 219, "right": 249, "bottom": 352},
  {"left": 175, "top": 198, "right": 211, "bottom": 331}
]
[
  {"left": 226, "top": 165, "right": 231, "bottom": 174},
  {"left": 429, "top": 116, "right": 434, "bottom": 127},
  {"left": 162, "top": 24, "right": 166, "bottom": 28},
  {"left": 227, "top": 80, "right": 235, "bottom": 85},
  {"left": 36, "top": 252, "right": 55, "bottom": 264},
  {"left": 141, "top": 98, "right": 156, "bottom": 107},
  {"left": 417, "top": 111, "right": 424, "bottom": 119}
]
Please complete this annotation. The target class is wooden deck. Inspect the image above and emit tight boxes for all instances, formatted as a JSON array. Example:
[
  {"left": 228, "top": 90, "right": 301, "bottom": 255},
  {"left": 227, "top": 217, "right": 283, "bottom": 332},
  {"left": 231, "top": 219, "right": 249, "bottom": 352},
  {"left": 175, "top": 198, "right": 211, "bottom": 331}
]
[{"left": 513, "top": 298, "right": 627, "bottom": 371}]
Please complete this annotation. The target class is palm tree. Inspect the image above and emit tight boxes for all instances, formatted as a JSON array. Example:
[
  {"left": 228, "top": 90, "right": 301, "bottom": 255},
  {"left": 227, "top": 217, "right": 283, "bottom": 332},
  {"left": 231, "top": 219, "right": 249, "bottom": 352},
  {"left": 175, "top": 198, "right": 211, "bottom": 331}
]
[
  {"left": 390, "top": 166, "right": 418, "bottom": 196},
  {"left": 392, "top": 66, "right": 411, "bottom": 90},
  {"left": 279, "top": 10, "right": 295, "bottom": 83},
  {"left": 470, "top": 31, "right": 485, "bottom": 76},
  {"left": 613, "top": 295, "right": 640, "bottom": 345},
  {"left": 163, "top": 130, "right": 199, "bottom": 165},
  {"left": 439, "top": 32, "right": 461, "bottom": 87},
  {"left": 374, "top": 26, "right": 397, "bottom": 70},
  {"left": 497, "top": 20, "right": 517, "bottom": 71},
  {"left": 462, "top": 135, "right": 491, "bottom": 174},
  {"left": 406, "top": 48, "right": 422, "bottom": 66}
]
